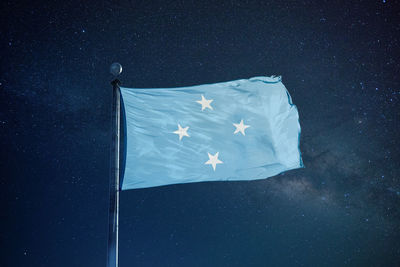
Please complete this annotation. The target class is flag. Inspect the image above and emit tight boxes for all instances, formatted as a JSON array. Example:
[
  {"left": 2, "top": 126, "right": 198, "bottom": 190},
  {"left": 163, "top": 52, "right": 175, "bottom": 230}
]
[{"left": 119, "top": 76, "right": 303, "bottom": 190}]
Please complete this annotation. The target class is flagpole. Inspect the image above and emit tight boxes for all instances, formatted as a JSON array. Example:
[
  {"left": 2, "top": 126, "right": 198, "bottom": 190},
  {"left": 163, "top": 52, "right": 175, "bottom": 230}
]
[{"left": 108, "top": 63, "right": 122, "bottom": 267}]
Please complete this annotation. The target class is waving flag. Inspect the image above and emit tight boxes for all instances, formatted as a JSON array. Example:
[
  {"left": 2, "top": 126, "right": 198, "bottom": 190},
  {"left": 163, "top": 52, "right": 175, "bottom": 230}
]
[{"left": 119, "top": 76, "right": 303, "bottom": 190}]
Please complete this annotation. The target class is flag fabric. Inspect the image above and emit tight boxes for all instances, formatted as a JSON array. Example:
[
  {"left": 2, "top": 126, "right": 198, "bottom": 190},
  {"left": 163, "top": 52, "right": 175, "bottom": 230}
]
[{"left": 119, "top": 76, "right": 303, "bottom": 190}]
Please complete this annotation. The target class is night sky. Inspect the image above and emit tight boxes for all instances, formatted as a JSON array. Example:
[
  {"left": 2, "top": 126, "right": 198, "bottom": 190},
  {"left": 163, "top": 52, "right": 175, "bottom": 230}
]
[{"left": 1, "top": 0, "right": 400, "bottom": 266}]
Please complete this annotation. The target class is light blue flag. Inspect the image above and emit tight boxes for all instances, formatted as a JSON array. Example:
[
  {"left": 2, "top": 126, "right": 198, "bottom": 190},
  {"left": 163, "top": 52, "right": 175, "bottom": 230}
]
[{"left": 120, "top": 76, "right": 303, "bottom": 190}]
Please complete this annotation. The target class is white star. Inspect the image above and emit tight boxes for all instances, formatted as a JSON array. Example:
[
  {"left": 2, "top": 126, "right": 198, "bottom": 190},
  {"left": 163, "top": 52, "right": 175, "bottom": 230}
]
[
  {"left": 233, "top": 119, "right": 250, "bottom": 136},
  {"left": 196, "top": 94, "right": 213, "bottom": 111},
  {"left": 173, "top": 124, "right": 190, "bottom": 140},
  {"left": 205, "top": 152, "right": 223, "bottom": 171}
]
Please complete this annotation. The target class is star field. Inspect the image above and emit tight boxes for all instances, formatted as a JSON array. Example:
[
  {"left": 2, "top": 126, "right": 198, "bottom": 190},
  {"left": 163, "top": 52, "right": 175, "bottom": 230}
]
[{"left": 1, "top": 0, "right": 400, "bottom": 266}]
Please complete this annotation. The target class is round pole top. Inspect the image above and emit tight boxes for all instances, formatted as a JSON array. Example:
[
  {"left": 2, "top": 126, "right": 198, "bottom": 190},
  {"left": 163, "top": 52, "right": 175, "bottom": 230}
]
[{"left": 110, "top": 62, "right": 122, "bottom": 76}]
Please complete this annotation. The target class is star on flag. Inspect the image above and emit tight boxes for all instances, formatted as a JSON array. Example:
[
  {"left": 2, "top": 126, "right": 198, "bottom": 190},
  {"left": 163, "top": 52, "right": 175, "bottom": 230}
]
[
  {"left": 173, "top": 124, "right": 190, "bottom": 140},
  {"left": 233, "top": 119, "right": 250, "bottom": 136},
  {"left": 205, "top": 152, "right": 223, "bottom": 171},
  {"left": 196, "top": 94, "right": 213, "bottom": 111}
]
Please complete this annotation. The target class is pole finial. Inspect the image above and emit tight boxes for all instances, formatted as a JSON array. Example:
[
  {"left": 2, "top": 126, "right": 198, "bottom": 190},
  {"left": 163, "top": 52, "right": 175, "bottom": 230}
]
[{"left": 110, "top": 62, "right": 122, "bottom": 77}]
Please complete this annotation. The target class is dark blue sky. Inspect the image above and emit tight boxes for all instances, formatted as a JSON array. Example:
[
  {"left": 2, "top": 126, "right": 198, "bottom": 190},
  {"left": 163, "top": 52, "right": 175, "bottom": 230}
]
[{"left": 1, "top": 0, "right": 400, "bottom": 266}]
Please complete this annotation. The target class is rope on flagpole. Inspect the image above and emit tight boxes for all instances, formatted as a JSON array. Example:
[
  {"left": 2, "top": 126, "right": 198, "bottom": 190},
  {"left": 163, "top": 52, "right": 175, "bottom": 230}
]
[{"left": 107, "top": 63, "right": 122, "bottom": 267}]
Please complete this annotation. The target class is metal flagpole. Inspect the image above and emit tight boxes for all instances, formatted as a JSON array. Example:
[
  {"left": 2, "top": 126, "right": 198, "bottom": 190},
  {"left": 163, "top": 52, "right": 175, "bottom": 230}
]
[{"left": 108, "top": 63, "right": 122, "bottom": 267}]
